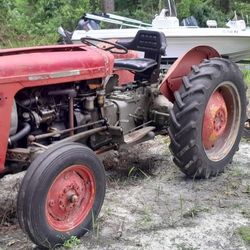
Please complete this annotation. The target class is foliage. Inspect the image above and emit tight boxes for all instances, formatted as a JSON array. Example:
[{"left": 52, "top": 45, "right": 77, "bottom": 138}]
[
  {"left": 238, "top": 226, "right": 250, "bottom": 245},
  {"left": 0, "top": 0, "right": 250, "bottom": 47},
  {"left": 242, "top": 69, "right": 250, "bottom": 86},
  {"left": 63, "top": 236, "right": 81, "bottom": 248},
  {"left": 191, "top": 1, "right": 226, "bottom": 27},
  {"left": 0, "top": 0, "right": 90, "bottom": 47},
  {"left": 177, "top": 0, "right": 202, "bottom": 19}
]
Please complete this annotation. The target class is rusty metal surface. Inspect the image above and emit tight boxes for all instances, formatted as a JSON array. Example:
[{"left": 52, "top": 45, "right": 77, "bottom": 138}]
[
  {"left": 0, "top": 44, "right": 114, "bottom": 174},
  {"left": 6, "top": 148, "right": 31, "bottom": 163},
  {"left": 0, "top": 46, "right": 114, "bottom": 85},
  {"left": 159, "top": 46, "right": 220, "bottom": 102},
  {"left": 50, "top": 126, "right": 107, "bottom": 147},
  {"left": 124, "top": 126, "right": 155, "bottom": 144},
  {"left": 202, "top": 91, "right": 228, "bottom": 150}
]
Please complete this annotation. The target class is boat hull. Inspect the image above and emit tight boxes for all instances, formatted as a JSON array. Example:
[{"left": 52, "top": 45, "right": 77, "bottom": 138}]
[{"left": 72, "top": 27, "right": 250, "bottom": 62}]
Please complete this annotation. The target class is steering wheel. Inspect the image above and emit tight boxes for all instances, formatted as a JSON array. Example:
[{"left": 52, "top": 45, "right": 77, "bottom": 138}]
[{"left": 80, "top": 37, "right": 128, "bottom": 54}]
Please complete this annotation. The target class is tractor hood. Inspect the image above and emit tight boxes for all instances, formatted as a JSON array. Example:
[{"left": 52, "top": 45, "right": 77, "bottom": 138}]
[{"left": 0, "top": 44, "right": 114, "bottom": 85}]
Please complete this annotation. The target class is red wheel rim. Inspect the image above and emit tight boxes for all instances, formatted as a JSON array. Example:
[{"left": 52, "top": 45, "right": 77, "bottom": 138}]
[
  {"left": 202, "top": 82, "right": 241, "bottom": 161},
  {"left": 45, "top": 165, "right": 96, "bottom": 231},
  {"left": 202, "top": 91, "right": 228, "bottom": 149}
]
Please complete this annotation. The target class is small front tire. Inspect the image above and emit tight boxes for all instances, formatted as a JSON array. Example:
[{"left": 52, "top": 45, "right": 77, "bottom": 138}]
[{"left": 17, "top": 142, "right": 106, "bottom": 248}]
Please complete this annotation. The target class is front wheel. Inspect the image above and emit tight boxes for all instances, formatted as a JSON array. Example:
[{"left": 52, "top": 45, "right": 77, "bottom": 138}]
[
  {"left": 17, "top": 142, "right": 106, "bottom": 248},
  {"left": 169, "top": 58, "right": 247, "bottom": 178}
]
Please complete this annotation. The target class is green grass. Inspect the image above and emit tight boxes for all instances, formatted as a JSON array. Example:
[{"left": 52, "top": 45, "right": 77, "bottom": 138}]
[
  {"left": 238, "top": 226, "right": 250, "bottom": 245},
  {"left": 63, "top": 236, "right": 81, "bottom": 249},
  {"left": 182, "top": 206, "right": 210, "bottom": 218},
  {"left": 1, "top": 34, "right": 58, "bottom": 49},
  {"left": 242, "top": 69, "right": 250, "bottom": 86}
]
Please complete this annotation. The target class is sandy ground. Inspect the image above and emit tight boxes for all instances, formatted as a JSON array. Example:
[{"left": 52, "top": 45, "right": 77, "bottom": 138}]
[
  {"left": 0, "top": 90, "right": 249, "bottom": 250},
  {"left": 0, "top": 135, "right": 249, "bottom": 250}
]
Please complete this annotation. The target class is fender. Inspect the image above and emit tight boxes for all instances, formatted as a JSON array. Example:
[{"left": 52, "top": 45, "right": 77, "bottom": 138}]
[{"left": 159, "top": 46, "right": 220, "bottom": 102}]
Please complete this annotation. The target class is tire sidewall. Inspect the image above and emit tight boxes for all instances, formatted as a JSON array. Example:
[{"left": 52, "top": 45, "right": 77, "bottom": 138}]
[
  {"left": 183, "top": 62, "right": 246, "bottom": 173},
  {"left": 170, "top": 58, "right": 247, "bottom": 177},
  {"left": 19, "top": 143, "right": 106, "bottom": 248}
]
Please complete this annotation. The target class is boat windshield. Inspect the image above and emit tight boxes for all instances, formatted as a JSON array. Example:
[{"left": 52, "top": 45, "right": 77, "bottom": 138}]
[{"left": 165, "top": 0, "right": 177, "bottom": 17}]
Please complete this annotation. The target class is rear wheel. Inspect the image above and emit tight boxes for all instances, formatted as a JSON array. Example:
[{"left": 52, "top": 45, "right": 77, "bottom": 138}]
[
  {"left": 17, "top": 142, "right": 106, "bottom": 248},
  {"left": 169, "top": 58, "right": 247, "bottom": 178}
]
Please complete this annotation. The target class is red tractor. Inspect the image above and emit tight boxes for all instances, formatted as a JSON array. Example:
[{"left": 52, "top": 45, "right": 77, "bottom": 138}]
[{"left": 0, "top": 30, "right": 247, "bottom": 248}]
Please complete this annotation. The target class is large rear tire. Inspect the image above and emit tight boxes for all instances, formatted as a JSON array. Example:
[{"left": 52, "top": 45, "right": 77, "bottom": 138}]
[
  {"left": 169, "top": 58, "right": 247, "bottom": 178},
  {"left": 17, "top": 142, "right": 106, "bottom": 248}
]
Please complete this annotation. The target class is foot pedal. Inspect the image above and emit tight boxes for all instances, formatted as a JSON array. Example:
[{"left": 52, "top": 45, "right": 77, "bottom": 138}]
[{"left": 124, "top": 126, "right": 155, "bottom": 144}]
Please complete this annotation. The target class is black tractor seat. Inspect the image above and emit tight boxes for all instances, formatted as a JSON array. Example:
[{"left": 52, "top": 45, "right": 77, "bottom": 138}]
[
  {"left": 114, "top": 30, "right": 167, "bottom": 83},
  {"left": 114, "top": 58, "right": 157, "bottom": 72}
]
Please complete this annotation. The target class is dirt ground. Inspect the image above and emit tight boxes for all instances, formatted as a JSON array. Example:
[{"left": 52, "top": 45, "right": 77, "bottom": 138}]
[
  {"left": 0, "top": 135, "right": 249, "bottom": 250},
  {"left": 0, "top": 91, "right": 249, "bottom": 250}
]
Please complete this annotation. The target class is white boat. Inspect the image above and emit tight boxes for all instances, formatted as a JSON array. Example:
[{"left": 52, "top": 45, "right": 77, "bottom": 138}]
[{"left": 70, "top": 0, "right": 250, "bottom": 62}]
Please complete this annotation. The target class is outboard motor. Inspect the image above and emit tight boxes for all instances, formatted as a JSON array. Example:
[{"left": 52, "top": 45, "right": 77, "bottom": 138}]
[
  {"left": 76, "top": 18, "right": 101, "bottom": 31},
  {"left": 181, "top": 16, "right": 199, "bottom": 27},
  {"left": 57, "top": 26, "right": 73, "bottom": 44}
]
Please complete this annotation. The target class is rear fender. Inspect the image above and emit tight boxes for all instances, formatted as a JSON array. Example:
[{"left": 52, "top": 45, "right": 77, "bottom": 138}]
[{"left": 159, "top": 46, "right": 220, "bottom": 102}]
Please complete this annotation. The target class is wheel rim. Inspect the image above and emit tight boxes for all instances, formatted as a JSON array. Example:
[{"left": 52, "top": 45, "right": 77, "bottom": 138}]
[
  {"left": 202, "top": 81, "right": 241, "bottom": 161},
  {"left": 45, "top": 165, "right": 96, "bottom": 231}
]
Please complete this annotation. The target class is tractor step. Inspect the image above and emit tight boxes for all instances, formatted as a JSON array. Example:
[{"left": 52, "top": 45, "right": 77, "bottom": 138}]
[{"left": 124, "top": 126, "right": 155, "bottom": 144}]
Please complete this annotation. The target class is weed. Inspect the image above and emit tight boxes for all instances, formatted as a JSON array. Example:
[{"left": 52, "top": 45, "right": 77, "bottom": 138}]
[
  {"left": 127, "top": 166, "right": 151, "bottom": 181},
  {"left": 104, "top": 207, "right": 113, "bottom": 217},
  {"left": 63, "top": 236, "right": 81, "bottom": 249},
  {"left": 242, "top": 69, "right": 250, "bottom": 86},
  {"left": 137, "top": 206, "right": 152, "bottom": 227},
  {"left": 141, "top": 207, "right": 152, "bottom": 223},
  {"left": 229, "top": 167, "right": 243, "bottom": 177},
  {"left": 128, "top": 166, "right": 136, "bottom": 177},
  {"left": 179, "top": 194, "right": 184, "bottom": 218},
  {"left": 238, "top": 226, "right": 250, "bottom": 245},
  {"left": 92, "top": 211, "right": 100, "bottom": 239},
  {"left": 231, "top": 182, "right": 240, "bottom": 190},
  {"left": 232, "top": 203, "right": 241, "bottom": 209},
  {"left": 138, "top": 168, "right": 151, "bottom": 180},
  {"left": 175, "top": 242, "right": 198, "bottom": 250},
  {"left": 244, "top": 185, "right": 250, "bottom": 194},
  {"left": 155, "top": 184, "right": 163, "bottom": 202},
  {"left": 183, "top": 206, "right": 210, "bottom": 218},
  {"left": 241, "top": 210, "right": 250, "bottom": 219},
  {"left": 161, "top": 136, "right": 170, "bottom": 145}
]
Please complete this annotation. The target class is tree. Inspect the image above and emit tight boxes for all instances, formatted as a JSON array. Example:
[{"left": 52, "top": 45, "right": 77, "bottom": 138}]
[
  {"left": 213, "top": 0, "right": 230, "bottom": 14},
  {"left": 102, "top": 0, "right": 114, "bottom": 12}
]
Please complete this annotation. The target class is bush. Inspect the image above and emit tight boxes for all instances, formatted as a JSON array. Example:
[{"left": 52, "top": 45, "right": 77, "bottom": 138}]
[
  {"left": 192, "top": 2, "right": 226, "bottom": 27},
  {"left": 0, "top": 0, "right": 249, "bottom": 47},
  {"left": 0, "top": 0, "right": 91, "bottom": 47}
]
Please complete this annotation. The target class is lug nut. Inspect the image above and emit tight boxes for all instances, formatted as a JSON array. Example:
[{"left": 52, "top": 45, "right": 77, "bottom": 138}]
[{"left": 69, "top": 194, "right": 78, "bottom": 203}]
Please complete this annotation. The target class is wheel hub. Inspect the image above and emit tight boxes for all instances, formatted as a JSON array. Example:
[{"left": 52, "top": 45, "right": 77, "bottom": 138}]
[
  {"left": 57, "top": 184, "right": 81, "bottom": 212},
  {"left": 46, "top": 165, "right": 95, "bottom": 231},
  {"left": 202, "top": 91, "right": 228, "bottom": 150}
]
